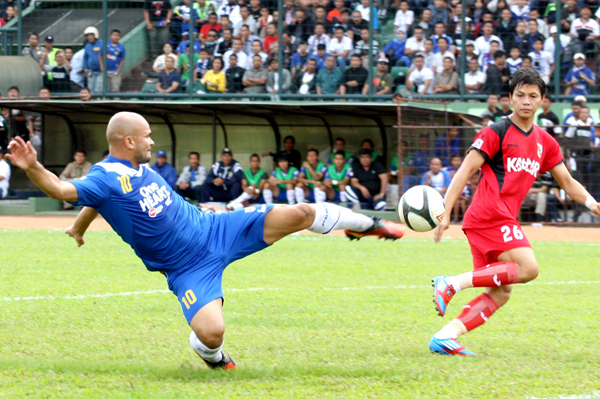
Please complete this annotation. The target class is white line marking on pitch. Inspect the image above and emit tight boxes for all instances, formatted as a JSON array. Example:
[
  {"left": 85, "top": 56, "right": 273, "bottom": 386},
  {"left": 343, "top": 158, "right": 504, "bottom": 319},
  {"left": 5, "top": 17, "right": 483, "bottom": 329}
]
[
  {"left": 529, "top": 391, "right": 600, "bottom": 399},
  {"left": 1, "top": 281, "right": 600, "bottom": 303}
]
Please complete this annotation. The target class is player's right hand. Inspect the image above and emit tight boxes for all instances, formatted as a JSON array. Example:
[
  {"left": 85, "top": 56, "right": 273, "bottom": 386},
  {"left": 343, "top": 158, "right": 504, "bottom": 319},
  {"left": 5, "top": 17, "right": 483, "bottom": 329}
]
[
  {"left": 65, "top": 226, "right": 85, "bottom": 247},
  {"left": 6, "top": 137, "right": 38, "bottom": 171},
  {"left": 433, "top": 215, "right": 450, "bottom": 244}
]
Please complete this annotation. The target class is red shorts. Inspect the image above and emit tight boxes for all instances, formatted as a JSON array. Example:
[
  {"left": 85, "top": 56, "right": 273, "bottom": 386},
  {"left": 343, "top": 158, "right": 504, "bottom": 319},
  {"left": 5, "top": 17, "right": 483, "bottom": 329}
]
[{"left": 463, "top": 222, "right": 531, "bottom": 270}]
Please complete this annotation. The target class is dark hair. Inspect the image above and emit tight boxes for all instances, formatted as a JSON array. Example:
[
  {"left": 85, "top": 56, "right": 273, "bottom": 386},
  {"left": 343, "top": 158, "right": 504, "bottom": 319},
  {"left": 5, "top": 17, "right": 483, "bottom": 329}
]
[
  {"left": 414, "top": 26, "right": 424, "bottom": 32},
  {"left": 490, "top": 40, "right": 499, "bottom": 45},
  {"left": 102, "top": 150, "right": 109, "bottom": 157},
  {"left": 80, "top": 87, "right": 91, "bottom": 93},
  {"left": 38, "top": 86, "right": 50, "bottom": 93},
  {"left": 111, "top": 29, "right": 121, "bottom": 35},
  {"left": 351, "top": 54, "right": 362, "bottom": 60},
  {"left": 307, "top": 58, "right": 318, "bottom": 63},
  {"left": 494, "top": 50, "right": 506, "bottom": 59},
  {"left": 483, "top": 21, "right": 494, "bottom": 27},
  {"left": 361, "top": 138, "right": 374, "bottom": 148},
  {"left": 250, "top": 153, "right": 260, "bottom": 160},
  {"left": 209, "top": 12, "right": 218, "bottom": 17},
  {"left": 199, "top": 48, "right": 209, "bottom": 53},
  {"left": 315, "top": 23, "right": 325, "bottom": 29},
  {"left": 450, "top": 153, "right": 462, "bottom": 159},
  {"left": 223, "top": 28, "right": 233, "bottom": 34},
  {"left": 341, "top": 9, "right": 351, "bottom": 15},
  {"left": 8, "top": 86, "right": 19, "bottom": 93},
  {"left": 307, "top": 148, "right": 319, "bottom": 155},
  {"left": 435, "top": 22, "right": 446, "bottom": 27},
  {"left": 359, "top": 148, "right": 373, "bottom": 156},
  {"left": 487, "top": 93, "right": 498, "bottom": 99},
  {"left": 240, "top": 5, "right": 249, "bottom": 10},
  {"left": 212, "top": 57, "right": 224, "bottom": 68},
  {"left": 283, "top": 135, "right": 296, "bottom": 143},
  {"left": 334, "top": 150, "right": 347, "bottom": 158},
  {"left": 522, "top": 55, "right": 532, "bottom": 62},
  {"left": 241, "top": 24, "right": 250, "bottom": 30},
  {"left": 529, "top": 18, "right": 538, "bottom": 25},
  {"left": 29, "top": 32, "right": 39, "bottom": 39},
  {"left": 437, "top": 36, "right": 448, "bottom": 44},
  {"left": 425, "top": 38, "right": 434, "bottom": 44},
  {"left": 414, "top": 54, "right": 424, "bottom": 60},
  {"left": 189, "top": 151, "right": 200, "bottom": 158},
  {"left": 572, "top": 100, "right": 583, "bottom": 107},
  {"left": 500, "top": 92, "right": 510, "bottom": 99},
  {"left": 534, "top": 38, "right": 544, "bottom": 44},
  {"left": 230, "top": 53, "right": 238, "bottom": 59},
  {"left": 75, "top": 149, "right": 87, "bottom": 156},
  {"left": 334, "top": 137, "right": 345, "bottom": 144},
  {"left": 509, "top": 67, "right": 546, "bottom": 97},
  {"left": 443, "top": 56, "right": 454, "bottom": 63}
]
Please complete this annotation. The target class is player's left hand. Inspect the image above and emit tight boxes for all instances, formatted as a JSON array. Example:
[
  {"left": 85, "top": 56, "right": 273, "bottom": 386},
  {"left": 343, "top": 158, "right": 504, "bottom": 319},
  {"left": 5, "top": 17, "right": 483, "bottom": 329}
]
[
  {"left": 591, "top": 202, "right": 600, "bottom": 217},
  {"left": 6, "top": 137, "right": 38, "bottom": 171},
  {"left": 65, "top": 226, "right": 86, "bottom": 247}
]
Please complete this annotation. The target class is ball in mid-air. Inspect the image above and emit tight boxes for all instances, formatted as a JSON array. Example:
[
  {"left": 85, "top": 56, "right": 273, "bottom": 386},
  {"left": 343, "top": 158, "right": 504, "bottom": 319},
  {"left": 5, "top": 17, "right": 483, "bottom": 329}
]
[{"left": 398, "top": 185, "right": 446, "bottom": 232}]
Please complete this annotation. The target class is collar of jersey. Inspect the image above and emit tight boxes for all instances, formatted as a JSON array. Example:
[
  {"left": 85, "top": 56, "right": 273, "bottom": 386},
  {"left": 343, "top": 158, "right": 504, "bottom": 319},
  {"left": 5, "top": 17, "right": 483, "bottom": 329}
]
[
  {"left": 105, "top": 155, "right": 136, "bottom": 168},
  {"left": 507, "top": 117, "right": 534, "bottom": 137}
]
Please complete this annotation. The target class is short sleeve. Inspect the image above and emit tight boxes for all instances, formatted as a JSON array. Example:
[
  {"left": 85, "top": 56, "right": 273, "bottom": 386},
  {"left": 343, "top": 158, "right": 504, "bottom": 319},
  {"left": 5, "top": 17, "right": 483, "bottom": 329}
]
[
  {"left": 347, "top": 168, "right": 354, "bottom": 178},
  {"left": 320, "top": 165, "right": 328, "bottom": 174},
  {"left": 271, "top": 171, "right": 277, "bottom": 177},
  {"left": 300, "top": 166, "right": 307, "bottom": 174},
  {"left": 324, "top": 171, "right": 331, "bottom": 180},
  {"left": 68, "top": 166, "right": 110, "bottom": 208},
  {"left": 375, "top": 162, "right": 386, "bottom": 175},
  {"left": 292, "top": 170, "right": 299, "bottom": 178},
  {"left": 468, "top": 127, "right": 500, "bottom": 161},
  {"left": 261, "top": 172, "right": 268, "bottom": 180},
  {"left": 540, "top": 134, "right": 564, "bottom": 173}
]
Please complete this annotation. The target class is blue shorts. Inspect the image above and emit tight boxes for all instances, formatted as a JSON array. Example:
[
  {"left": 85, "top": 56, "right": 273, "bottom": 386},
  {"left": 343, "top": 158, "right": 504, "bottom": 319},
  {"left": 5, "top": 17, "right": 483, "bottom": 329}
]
[
  {"left": 166, "top": 204, "right": 274, "bottom": 323},
  {"left": 306, "top": 188, "right": 315, "bottom": 203},
  {"left": 330, "top": 190, "right": 342, "bottom": 202},
  {"left": 275, "top": 190, "right": 288, "bottom": 202},
  {"left": 248, "top": 194, "right": 265, "bottom": 204}
]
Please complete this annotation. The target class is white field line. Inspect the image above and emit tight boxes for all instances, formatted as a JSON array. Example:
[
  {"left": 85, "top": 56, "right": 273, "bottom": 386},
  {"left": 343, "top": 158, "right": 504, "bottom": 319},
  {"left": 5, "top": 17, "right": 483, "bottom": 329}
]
[
  {"left": 529, "top": 391, "right": 600, "bottom": 399},
  {"left": 1, "top": 280, "right": 600, "bottom": 303}
]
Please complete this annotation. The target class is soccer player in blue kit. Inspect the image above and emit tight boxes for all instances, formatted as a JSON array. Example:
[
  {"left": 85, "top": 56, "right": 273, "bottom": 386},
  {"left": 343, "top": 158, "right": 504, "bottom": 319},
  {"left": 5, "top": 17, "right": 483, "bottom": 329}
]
[{"left": 6, "top": 112, "right": 405, "bottom": 370}]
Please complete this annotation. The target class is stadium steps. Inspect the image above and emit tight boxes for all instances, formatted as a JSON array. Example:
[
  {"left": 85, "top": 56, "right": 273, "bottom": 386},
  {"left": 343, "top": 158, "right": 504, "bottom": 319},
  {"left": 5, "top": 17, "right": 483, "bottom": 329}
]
[
  {"left": 0, "top": 197, "right": 62, "bottom": 215},
  {"left": 121, "top": 57, "right": 154, "bottom": 92}
]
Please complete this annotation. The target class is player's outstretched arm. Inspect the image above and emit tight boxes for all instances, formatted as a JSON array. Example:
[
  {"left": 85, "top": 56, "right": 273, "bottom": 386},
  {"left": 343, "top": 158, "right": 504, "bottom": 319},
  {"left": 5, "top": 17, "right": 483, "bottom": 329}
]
[
  {"left": 433, "top": 150, "right": 485, "bottom": 243},
  {"left": 65, "top": 207, "right": 99, "bottom": 247},
  {"left": 551, "top": 162, "right": 600, "bottom": 216},
  {"left": 6, "top": 137, "right": 78, "bottom": 202}
]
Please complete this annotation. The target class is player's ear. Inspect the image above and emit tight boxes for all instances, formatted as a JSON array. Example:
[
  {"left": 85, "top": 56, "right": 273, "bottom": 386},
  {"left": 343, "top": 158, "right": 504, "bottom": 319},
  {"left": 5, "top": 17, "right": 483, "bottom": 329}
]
[{"left": 124, "top": 136, "right": 135, "bottom": 150}]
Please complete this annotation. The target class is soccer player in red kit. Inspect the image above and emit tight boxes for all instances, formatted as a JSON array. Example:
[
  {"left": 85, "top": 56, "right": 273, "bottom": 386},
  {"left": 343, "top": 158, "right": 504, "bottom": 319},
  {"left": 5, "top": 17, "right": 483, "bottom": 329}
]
[{"left": 428, "top": 68, "right": 600, "bottom": 356}]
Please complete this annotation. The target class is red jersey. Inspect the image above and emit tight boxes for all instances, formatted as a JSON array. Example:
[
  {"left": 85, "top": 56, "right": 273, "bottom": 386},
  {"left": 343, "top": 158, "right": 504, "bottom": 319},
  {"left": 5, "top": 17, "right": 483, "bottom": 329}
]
[
  {"left": 463, "top": 118, "right": 563, "bottom": 229},
  {"left": 200, "top": 23, "right": 222, "bottom": 39}
]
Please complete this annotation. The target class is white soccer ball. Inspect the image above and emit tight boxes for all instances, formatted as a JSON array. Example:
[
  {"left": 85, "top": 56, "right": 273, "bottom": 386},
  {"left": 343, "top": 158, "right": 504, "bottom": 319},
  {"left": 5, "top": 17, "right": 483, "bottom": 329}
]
[{"left": 398, "top": 185, "right": 446, "bottom": 232}]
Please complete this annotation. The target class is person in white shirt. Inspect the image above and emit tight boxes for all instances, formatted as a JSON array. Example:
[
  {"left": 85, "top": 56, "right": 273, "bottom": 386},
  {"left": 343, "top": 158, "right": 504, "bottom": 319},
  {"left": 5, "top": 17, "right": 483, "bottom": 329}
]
[
  {"left": 464, "top": 58, "right": 486, "bottom": 94},
  {"left": 327, "top": 26, "right": 353, "bottom": 69},
  {"left": 0, "top": 148, "right": 10, "bottom": 198},
  {"left": 218, "top": 0, "right": 241, "bottom": 25},
  {"left": 474, "top": 22, "right": 504, "bottom": 55},
  {"left": 478, "top": 40, "right": 500, "bottom": 73},
  {"left": 233, "top": 5, "right": 258, "bottom": 36},
  {"left": 307, "top": 24, "right": 331, "bottom": 55},
  {"left": 405, "top": 26, "right": 426, "bottom": 56},
  {"left": 223, "top": 38, "right": 248, "bottom": 71},
  {"left": 245, "top": 39, "right": 268, "bottom": 69},
  {"left": 544, "top": 25, "right": 572, "bottom": 55},
  {"left": 528, "top": 38, "right": 554, "bottom": 83},
  {"left": 153, "top": 43, "right": 179, "bottom": 74},
  {"left": 406, "top": 54, "right": 433, "bottom": 94},
  {"left": 394, "top": 0, "right": 414, "bottom": 33},
  {"left": 570, "top": 6, "right": 599, "bottom": 53},
  {"left": 432, "top": 37, "right": 455, "bottom": 73},
  {"left": 510, "top": 0, "right": 530, "bottom": 21},
  {"left": 69, "top": 48, "right": 86, "bottom": 88}
]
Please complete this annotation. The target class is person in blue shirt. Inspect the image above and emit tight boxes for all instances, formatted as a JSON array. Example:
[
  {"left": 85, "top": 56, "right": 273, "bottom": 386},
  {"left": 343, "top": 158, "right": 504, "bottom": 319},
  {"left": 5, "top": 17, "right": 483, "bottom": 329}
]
[
  {"left": 308, "top": 44, "right": 332, "bottom": 71},
  {"left": 7, "top": 112, "right": 405, "bottom": 370},
  {"left": 433, "top": 126, "right": 461, "bottom": 166},
  {"left": 106, "top": 29, "right": 126, "bottom": 93},
  {"left": 83, "top": 26, "right": 103, "bottom": 94},
  {"left": 150, "top": 149, "right": 178, "bottom": 189},
  {"left": 403, "top": 134, "right": 431, "bottom": 193},
  {"left": 565, "top": 53, "right": 596, "bottom": 96},
  {"left": 290, "top": 40, "right": 310, "bottom": 76},
  {"left": 420, "top": 157, "right": 452, "bottom": 195},
  {"left": 380, "top": 30, "right": 410, "bottom": 67},
  {"left": 176, "top": 31, "right": 202, "bottom": 55}
]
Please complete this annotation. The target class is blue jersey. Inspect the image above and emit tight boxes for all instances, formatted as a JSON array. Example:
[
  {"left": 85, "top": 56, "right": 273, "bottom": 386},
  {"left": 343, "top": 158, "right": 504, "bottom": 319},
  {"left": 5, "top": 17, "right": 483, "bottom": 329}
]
[
  {"left": 70, "top": 156, "right": 212, "bottom": 273},
  {"left": 106, "top": 42, "right": 125, "bottom": 72}
]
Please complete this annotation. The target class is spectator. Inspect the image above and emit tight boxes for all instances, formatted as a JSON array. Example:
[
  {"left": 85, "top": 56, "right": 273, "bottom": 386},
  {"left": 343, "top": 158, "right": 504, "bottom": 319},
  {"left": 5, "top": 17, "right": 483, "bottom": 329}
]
[
  {"left": 195, "top": 49, "right": 211, "bottom": 78},
  {"left": 496, "top": 7, "right": 517, "bottom": 46},
  {"left": 267, "top": 58, "right": 292, "bottom": 94},
  {"left": 432, "top": 57, "right": 459, "bottom": 95},
  {"left": 218, "top": 0, "right": 241, "bottom": 25},
  {"left": 79, "top": 87, "right": 92, "bottom": 102},
  {"left": 157, "top": 56, "right": 182, "bottom": 93},
  {"left": 60, "top": 149, "right": 92, "bottom": 182},
  {"left": 345, "top": 148, "right": 387, "bottom": 211},
  {"left": 200, "top": 57, "right": 226, "bottom": 92},
  {"left": 428, "top": 0, "right": 449, "bottom": 25},
  {"left": 263, "top": 23, "right": 278, "bottom": 54},
  {"left": 263, "top": 155, "right": 299, "bottom": 205},
  {"left": 151, "top": 149, "right": 178, "bottom": 189},
  {"left": 220, "top": 14, "right": 232, "bottom": 31},
  {"left": 478, "top": 40, "right": 500, "bottom": 73},
  {"left": 528, "top": 38, "right": 553, "bottom": 84},
  {"left": 419, "top": 38, "right": 435, "bottom": 70},
  {"left": 327, "top": 0, "right": 345, "bottom": 23},
  {"left": 510, "top": 0, "right": 530, "bottom": 21},
  {"left": 0, "top": 147, "right": 10, "bottom": 198},
  {"left": 21, "top": 33, "right": 43, "bottom": 64},
  {"left": 506, "top": 46, "right": 523, "bottom": 77},
  {"left": 262, "top": 135, "right": 302, "bottom": 169},
  {"left": 153, "top": 43, "right": 179, "bottom": 74},
  {"left": 565, "top": 106, "right": 595, "bottom": 190},
  {"left": 523, "top": 19, "right": 546, "bottom": 54},
  {"left": 1, "top": 4, "right": 15, "bottom": 25},
  {"left": 434, "top": 126, "right": 461, "bottom": 165},
  {"left": 176, "top": 151, "right": 207, "bottom": 200},
  {"left": 493, "top": 92, "right": 512, "bottom": 121},
  {"left": 0, "top": 109, "right": 8, "bottom": 150},
  {"left": 394, "top": 1, "right": 414, "bottom": 34},
  {"left": 178, "top": 44, "right": 200, "bottom": 88},
  {"left": 200, "top": 148, "right": 243, "bottom": 202},
  {"left": 289, "top": 9, "right": 312, "bottom": 42},
  {"left": 563, "top": 100, "right": 584, "bottom": 125},
  {"left": 408, "top": 9, "right": 433, "bottom": 38},
  {"left": 215, "top": 28, "right": 234, "bottom": 57},
  {"left": 245, "top": 39, "right": 268, "bottom": 69},
  {"left": 309, "top": 44, "right": 332, "bottom": 71},
  {"left": 405, "top": 26, "right": 426, "bottom": 56},
  {"left": 359, "top": 138, "right": 383, "bottom": 165},
  {"left": 334, "top": 9, "right": 352, "bottom": 32},
  {"left": 144, "top": 0, "right": 172, "bottom": 56},
  {"left": 569, "top": 6, "right": 599, "bottom": 55},
  {"left": 328, "top": 137, "right": 354, "bottom": 164},
  {"left": 323, "top": 150, "right": 351, "bottom": 202},
  {"left": 355, "top": 0, "right": 379, "bottom": 31},
  {"left": 201, "top": 30, "right": 219, "bottom": 56},
  {"left": 316, "top": 55, "right": 342, "bottom": 96},
  {"left": 39, "top": 36, "right": 61, "bottom": 88},
  {"left": 530, "top": 9, "right": 549, "bottom": 38},
  {"left": 311, "top": 6, "right": 332, "bottom": 34},
  {"left": 482, "top": 50, "right": 509, "bottom": 94},
  {"left": 296, "top": 148, "right": 328, "bottom": 203},
  {"left": 308, "top": 23, "right": 331, "bottom": 55},
  {"left": 381, "top": 30, "right": 410, "bottom": 67},
  {"left": 294, "top": 58, "right": 318, "bottom": 94},
  {"left": 226, "top": 153, "right": 269, "bottom": 210},
  {"left": 196, "top": 0, "right": 216, "bottom": 24},
  {"left": 223, "top": 38, "right": 248, "bottom": 71},
  {"left": 83, "top": 26, "right": 103, "bottom": 94},
  {"left": 406, "top": 54, "right": 433, "bottom": 94},
  {"left": 233, "top": 6, "right": 257, "bottom": 36},
  {"left": 348, "top": 10, "right": 369, "bottom": 43},
  {"left": 290, "top": 40, "right": 310, "bottom": 76},
  {"left": 49, "top": 52, "right": 71, "bottom": 93},
  {"left": 463, "top": 41, "right": 478, "bottom": 64},
  {"left": 242, "top": 55, "right": 268, "bottom": 94},
  {"left": 105, "top": 29, "right": 125, "bottom": 93},
  {"left": 327, "top": 26, "right": 353, "bottom": 69},
  {"left": 6, "top": 87, "right": 28, "bottom": 141},
  {"left": 432, "top": 36, "right": 454, "bottom": 73},
  {"left": 354, "top": 28, "right": 379, "bottom": 69},
  {"left": 200, "top": 13, "right": 222, "bottom": 42},
  {"left": 225, "top": 53, "right": 245, "bottom": 93},
  {"left": 474, "top": 22, "right": 504, "bottom": 55},
  {"left": 538, "top": 96, "right": 562, "bottom": 138},
  {"left": 521, "top": 55, "right": 533, "bottom": 68},
  {"left": 176, "top": 31, "right": 201, "bottom": 55},
  {"left": 431, "top": 22, "right": 454, "bottom": 53},
  {"left": 544, "top": 25, "right": 571, "bottom": 56},
  {"left": 257, "top": 7, "right": 272, "bottom": 36},
  {"left": 464, "top": 58, "right": 486, "bottom": 94},
  {"left": 421, "top": 157, "right": 451, "bottom": 195},
  {"left": 363, "top": 56, "right": 393, "bottom": 95},
  {"left": 565, "top": 53, "right": 596, "bottom": 95},
  {"left": 339, "top": 54, "right": 368, "bottom": 99},
  {"left": 443, "top": 153, "right": 463, "bottom": 177},
  {"left": 174, "top": 0, "right": 200, "bottom": 39}
]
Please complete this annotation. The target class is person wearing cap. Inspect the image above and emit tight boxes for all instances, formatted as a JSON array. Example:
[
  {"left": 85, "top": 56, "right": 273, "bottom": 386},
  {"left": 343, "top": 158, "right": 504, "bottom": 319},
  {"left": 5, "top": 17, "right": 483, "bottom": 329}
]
[
  {"left": 290, "top": 40, "right": 310, "bottom": 76},
  {"left": 39, "top": 35, "right": 61, "bottom": 85},
  {"left": 144, "top": 0, "right": 172, "bottom": 56},
  {"left": 0, "top": 147, "right": 10, "bottom": 198},
  {"left": 543, "top": 25, "right": 571, "bottom": 56},
  {"left": 565, "top": 53, "right": 596, "bottom": 95},
  {"left": 363, "top": 56, "right": 393, "bottom": 96},
  {"left": 151, "top": 150, "right": 178, "bottom": 189},
  {"left": 83, "top": 26, "right": 104, "bottom": 94},
  {"left": 380, "top": 29, "right": 410, "bottom": 67},
  {"left": 308, "top": 43, "right": 332, "bottom": 71},
  {"left": 200, "top": 148, "right": 243, "bottom": 203},
  {"left": 345, "top": 148, "right": 388, "bottom": 211},
  {"left": 327, "top": 26, "right": 353, "bottom": 69},
  {"left": 22, "top": 33, "right": 44, "bottom": 65},
  {"left": 307, "top": 23, "right": 331, "bottom": 55},
  {"left": 176, "top": 151, "right": 207, "bottom": 200},
  {"left": 354, "top": 28, "right": 379, "bottom": 69}
]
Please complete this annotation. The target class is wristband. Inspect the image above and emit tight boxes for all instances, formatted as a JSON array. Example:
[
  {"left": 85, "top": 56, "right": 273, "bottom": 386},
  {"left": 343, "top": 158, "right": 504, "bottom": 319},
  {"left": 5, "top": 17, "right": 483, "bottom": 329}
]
[
  {"left": 255, "top": 188, "right": 260, "bottom": 194},
  {"left": 585, "top": 195, "right": 596, "bottom": 210}
]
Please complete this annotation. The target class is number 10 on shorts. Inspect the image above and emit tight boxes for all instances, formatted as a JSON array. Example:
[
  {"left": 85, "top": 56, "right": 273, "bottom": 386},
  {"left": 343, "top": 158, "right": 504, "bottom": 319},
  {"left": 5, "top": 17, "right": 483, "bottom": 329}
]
[
  {"left": 181, "top": 290, "right": 197, "bottom": 309},
  {"left": 501, "top": 225, "right": 524, "bottom": 242}
]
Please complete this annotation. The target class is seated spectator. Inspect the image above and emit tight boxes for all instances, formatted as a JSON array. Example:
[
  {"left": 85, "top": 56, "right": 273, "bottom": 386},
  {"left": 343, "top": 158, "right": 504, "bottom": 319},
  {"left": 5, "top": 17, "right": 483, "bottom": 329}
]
[
  {"left": 524, "top": 19, "right": 546, "bottom": 52},
  {"left": 262, "top": 135, "right": 302, "bottom": 169},
  {"left": 242, "top": 55, "right": 268, "bottom": 94},
  {"left": 291, "top": 40, "right": 310, "bottom": 76},
  {"left": 0, "top": 146, "right": 10, "bottom": 199},
  {"left": 394, "top": 0, "right": 414, "bottom": 34},
  {"left": 431, "top": 22, "right": 454, "bottom": 53},
  {"left": 214, "top": 28, "right": 234, "bottom": 56},
  {"left": 296, "top": 148, "right": 328, "bottom": 203},
  {"left": 245, "top": 39, "right": 268, "bottom": 69},
  {"left": 568, "top": 6, "right": 598, "bottom": 55},
  {"left": 510, "top": 0, "right": 530, "bottom": 21},
  {"left": 0, "top": 109, "right": 8, "bottom": 149},
  {"left": 478, "top": 40, "right": 500, "bottom": 73},
  {"left": 493, "top": 92, "right": 512, "bottom": 121},
  {"left": 363, "top": 56, "right": 393, "bottom": 95},
  {"left": 381, "top": 30, "right": 410, "bottom": 67},
  {"left": 522, "top": 171, "right": 551, "bottom": 222},
  {"left": 565, "top": 106, "right": 595, "bottom": 190},
  {"left": 200, "top": 57, "right": 226, "bottom": 92},
  {"left": 59, "top": 149, "right": 92, "bottom": 209},
  {"left": 174, "top": 0, "right": 200, "bottom": 38},
  {"left": 406, "top": 54, "right": 433, "bottom": 94},
  {"left": 257, "top": 7, "right": 272, "bottom": 36},
  {"left": 309, "top": 44, "right": 332, "bottom": 71},
  {"left": 294, "top": 58, "right": 318, "bottom": 94},
  {"left": 464, "top": 58, "right": 486, "bottom": 94},
  {"left": 151, "top": 149, "right": 178, "bottom": 189},
  {"left": 324, "top": 150, "right": 351, "bottom": 202},
  {"left": 200, "top": 148, "right": 243, "bottom": 202},
  {"left": 178, "top": 44, "right": 200, "bottom": 88},
  {"left": 496, "top": 7, "right": 517, "bottom": 46},
  {"left": 408, "top": 9, "right": 433, "bottom": 38},
  {"left": 202, "top": 30, "right": 219, "bottom": 55},
  {"left": 538, "top": 96, "right": 562, "bottom": 138},
  {"left": 327, "top": 27, "right": 353, "bottom": 69},
  {"left": 157, "top": 56, "right": 182, "bottom": 93},
  {"left": 267, "top": 58, "right": 292, "bottom": 94},
  {"left": 345, "top": 149, "right": 387, "bottom": 211},
  {"left": 565, "top": 53, "right": 595, "bottom": 95},
  {"left": 289, "top": 9, "right": 312, "bottom": 42},
  {"left": 233, "top": 6, "right": 257, "bottom": 36},
  {"left": 544, "top": 25, "right": 571, "bottom": 56},
  {"left": 474, "top": 22, "right": 504, "bottom": 55},
  {"left": 200, "top": 13, "right": 222, "bottom": 42},
  {"left": 506, "top": 46, "right": 522, "bottom": 77},
  {"left": 225, "top": 54, "right": 245, "bottom": 94},
  {"left": 316, "top": 55, "right": 343, "bottom": 96},
  {"left": 428, "top": 0, "right": 449, "bottom": 25},
  {"left": 308, "top": 23, "right": 331, "bottom": 55},
  {"left": 328, "top": 136, "right": 354, "bottom": 164},
  {"left": 220, "top": 14, "right": 232, "bottom": 31},
  {"left": 521, "top": 55, "right": 532, "bottom": 69},
  {"left": 434, "top": 126, "right": 461, "bottom": 166},
  {"left": 176, "top": 32, "right": 202, "bottom": 55},
  {"left": 263, "top": 155, "right": 299, "bottom": 204},
  {"left": 218, "top": 0, "right": 241, "bottom": 25},
  {"left": 463, "top": 40, "right": 478, "bottom": 64},
  {"left": 226, "top": 153, "right": 268, "bottom": 210},
  {"left": 421, "top": 157, "right": 451, "bottom": 195},
  {"left": 348, "top": 10, "right": 369, "bottom": 42},
  {"left": 175, "top": 151, "right": 206, "bottom": 200},
  {"left": 263, "top": 23, "right": 278, "bottom": 54},
  {"left": 432, "top": 57, "right": 459, "bottom": 95},
  {"left": 482, "top": 51, "right": 509, "bottom": 94},
  {"left": 195, "top": 49, "right": 211, "bottom": 78},
  {"left": 443, "top": 153, "right": 463, "bottom": 177},
  {"left": 223, "top": 38, "right": 248, "bottom": 70},
  {"left": 405, "top": 26, "right": 426, "bottom": 57},
  {"left": 312, "top": 6, "right": 332, "bottom": 34},
  {"left": 358, "top": 138, "right": 383, "bottom": 165},
  {"left": 340, "top": 55, "right": 368, "bottom": 99},
  {"left": 196, "top": 0, "right": 216, "bottom": 24},
  {"left": 354, "top": 0, "right": 379, "bottom": 33},
  {"left": 79, "top": 87, "right": 92, "bottom": 101},
  {"left": 153, "top": 43, "right": 179, "bottom": 74},
  {"left": 528, "top": 38, "right": 553, "bottom": 84},
  {"left": 327, "top": 0, "right": 345, "bottom": 23},
  {"left": 355, "top": 28, "right": 379, "bottom": 69}
]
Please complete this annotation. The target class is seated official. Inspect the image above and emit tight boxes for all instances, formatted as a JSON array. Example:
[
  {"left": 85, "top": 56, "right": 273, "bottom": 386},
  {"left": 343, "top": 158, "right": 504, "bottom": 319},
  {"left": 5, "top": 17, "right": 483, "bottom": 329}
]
[
  {"left": 175, "top": 151, "right": 207, "bottom": 200},
  {"left": 151, "top": 149, "right": 178, "bottom": 189},
  {"left": 262, "top": 155, "right": 299, "bottom": 205},
  {"left": 296, "top": 148, "right": 328, "bottom": 203},
  {"left": 421, "top": 157, "right": 451, "bottom": 195},
  {"left": 200, "top": 148, "right": 243, "bottom": 202},
  {"left": 323, "top": 150, "right": 352, "bottom": 202},
  {"left": 345, "top": 149, "right": 388, "bottom": 211},
  {"left": 226, "top": 153, "right": 269, "bottom": 210}
]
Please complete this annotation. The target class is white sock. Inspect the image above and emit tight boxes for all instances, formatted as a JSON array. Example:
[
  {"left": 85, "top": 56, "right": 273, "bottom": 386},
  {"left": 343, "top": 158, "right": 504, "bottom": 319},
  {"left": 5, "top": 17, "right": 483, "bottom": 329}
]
[
  {"left": 287, "top": 189, "right": 296, "bottom": 205},
  {"left": 308, "top": 202, "right": 374, "bottom": 234},
  {"left": 314, "top": 187, "right": 326, "bottom": 203},
  {"left": 445, "top": 275, "right": 462, "bottom": 292},
  {"left": 295, "top": 187, "right": 305, "bottom": 203},
  {"left": 235, "top": 191, "right": 253, "bottom": 203},
  {"left": 433, "top": 320, "right": 467, "bottom": 340},
  {"left": 263, "top": 189, "right": 273, "bottom": 204},
  {"left": 230, "top": 202, "right": 244, "bottom": 210},
  {"left": 189, "top": 331, "right": 223, "bottom": 363},
  {"left": 340, "top": 191, "right": 347, "bottom": 202}
]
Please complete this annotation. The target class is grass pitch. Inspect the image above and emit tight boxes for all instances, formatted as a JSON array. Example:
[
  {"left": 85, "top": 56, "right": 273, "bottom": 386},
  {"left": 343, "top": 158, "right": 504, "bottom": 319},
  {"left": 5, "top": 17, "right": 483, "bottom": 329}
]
[{"left": 1, "top": 229, "right": 599, "bottom": 398}]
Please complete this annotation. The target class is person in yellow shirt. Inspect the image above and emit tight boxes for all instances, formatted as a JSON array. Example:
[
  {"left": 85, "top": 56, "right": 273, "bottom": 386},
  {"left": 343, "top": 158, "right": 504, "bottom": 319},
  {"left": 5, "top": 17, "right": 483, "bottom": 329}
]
[{"left": 200, "top": 57, "right": 226, "bottom": 92}]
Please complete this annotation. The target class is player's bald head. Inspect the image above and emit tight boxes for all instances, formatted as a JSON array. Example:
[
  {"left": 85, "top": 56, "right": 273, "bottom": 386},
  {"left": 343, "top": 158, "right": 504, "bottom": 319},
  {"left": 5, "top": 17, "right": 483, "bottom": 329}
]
[{"left": 106, "top": 112, "right": 149, "bottom": 147}]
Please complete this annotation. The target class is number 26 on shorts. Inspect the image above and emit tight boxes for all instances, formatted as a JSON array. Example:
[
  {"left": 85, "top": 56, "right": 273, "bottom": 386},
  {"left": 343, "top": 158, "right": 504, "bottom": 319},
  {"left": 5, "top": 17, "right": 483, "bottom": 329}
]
[
  {"left": 181, "top": 289, "right": 197, "bottom": 310},
  {"left": 501, "top": 225, "right": 524, "bottom": 242}
]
